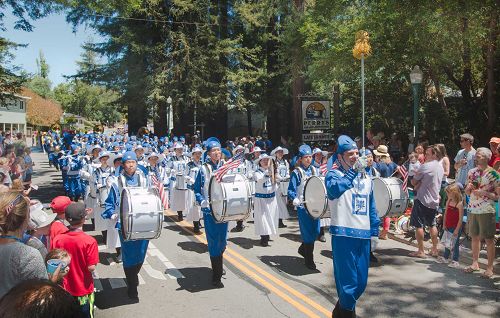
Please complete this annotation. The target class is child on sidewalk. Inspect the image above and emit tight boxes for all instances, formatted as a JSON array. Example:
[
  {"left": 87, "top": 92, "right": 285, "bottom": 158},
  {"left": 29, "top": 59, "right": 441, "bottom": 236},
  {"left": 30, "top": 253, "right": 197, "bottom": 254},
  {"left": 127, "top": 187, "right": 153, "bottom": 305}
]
[
  {"left": 53, "top": 202, "right": 98, "bottom": 318},
  {"left": 437, "top": 184, "right": 464, "bottom": 268}
]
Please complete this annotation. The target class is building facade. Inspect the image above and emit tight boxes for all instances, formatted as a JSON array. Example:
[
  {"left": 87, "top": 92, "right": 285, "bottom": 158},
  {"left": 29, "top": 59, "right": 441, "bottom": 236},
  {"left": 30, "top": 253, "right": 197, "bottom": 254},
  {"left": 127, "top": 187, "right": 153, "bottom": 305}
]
[{"left": 0, "top": 93, "right": 30, "bottom": 135}]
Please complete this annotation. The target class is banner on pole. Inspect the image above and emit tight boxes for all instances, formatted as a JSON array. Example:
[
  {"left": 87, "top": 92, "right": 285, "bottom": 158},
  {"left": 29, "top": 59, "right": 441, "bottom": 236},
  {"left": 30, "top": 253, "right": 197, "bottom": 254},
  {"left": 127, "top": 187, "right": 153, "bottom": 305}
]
[{"left": 302, "top": 101, "right": 331, "bottom": 130}]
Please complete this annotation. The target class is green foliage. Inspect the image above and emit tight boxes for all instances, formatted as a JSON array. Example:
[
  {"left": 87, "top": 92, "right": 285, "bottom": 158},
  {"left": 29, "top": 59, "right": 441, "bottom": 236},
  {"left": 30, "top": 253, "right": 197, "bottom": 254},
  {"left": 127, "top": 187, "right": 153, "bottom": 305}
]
[
  {"left": 53, "top": 80, "right": 122, "bottom": 124},
  {"left": 26, "top": 75, "right": 53, "bottom": 99},
  {"left": 36, "top": 50, "right": 49, "bottom": 78}
]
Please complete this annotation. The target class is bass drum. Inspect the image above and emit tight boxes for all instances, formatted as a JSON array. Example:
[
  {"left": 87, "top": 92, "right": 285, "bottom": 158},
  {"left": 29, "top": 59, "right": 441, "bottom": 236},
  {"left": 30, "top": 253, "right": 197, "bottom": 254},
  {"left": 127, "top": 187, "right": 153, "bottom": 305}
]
[
  {"left": 373, "top": 177, "right": 409, "bottom": 218},
  {"left": 120, "top": 187, "right": 163, "bottom": 241},
  {"left": 303, "top": 176, "right": 329, "bottom": 219},
  {"left": 209, "top": 174, "right": 252, "bottom": 223}
]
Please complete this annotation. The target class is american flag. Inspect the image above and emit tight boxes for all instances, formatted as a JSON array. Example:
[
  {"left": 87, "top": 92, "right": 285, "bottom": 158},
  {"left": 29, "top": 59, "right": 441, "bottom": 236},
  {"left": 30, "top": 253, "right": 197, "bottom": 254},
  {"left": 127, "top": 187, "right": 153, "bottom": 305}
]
[
  {"left": 214, "top": 152, "right": 244, "bottom": 182},
  {"left": 320, "top": 162, "right": 328, "bottom": 176},
  {"left": 397, "top": 165, "right": 409, "bottom": 192},
  {"left": 151, "top": 174, "right": 169, "bottom": 210}
]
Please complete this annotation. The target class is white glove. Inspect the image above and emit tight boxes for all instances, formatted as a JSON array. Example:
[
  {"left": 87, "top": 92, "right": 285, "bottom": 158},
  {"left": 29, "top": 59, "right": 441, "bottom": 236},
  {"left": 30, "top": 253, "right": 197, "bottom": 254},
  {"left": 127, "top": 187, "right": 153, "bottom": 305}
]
[
  {"left": 353, "top": 157, "right": 368, "bottom": 173},
  {"left": 201, "top": 200, "right": 210, "bottom": 208},
  {"left": 371, "top": 237, "right": 379, "bottom": 251},
  {"left": 292, "top": 198, "right": 301, "bottom": 207},
  {"left": 111, "top": 214, "right": 118, "bottom": 221}
]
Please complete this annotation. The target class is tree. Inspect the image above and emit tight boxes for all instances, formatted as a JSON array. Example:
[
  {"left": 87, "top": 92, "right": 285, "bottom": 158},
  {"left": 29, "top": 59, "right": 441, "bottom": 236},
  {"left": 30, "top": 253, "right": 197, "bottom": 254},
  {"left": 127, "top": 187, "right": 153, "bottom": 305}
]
[
  {"left": 36, "top": 50, "right": 49, "bottom": 78},
  {"left": 0, "top": 1, "right": 57, "bottom": 98}
]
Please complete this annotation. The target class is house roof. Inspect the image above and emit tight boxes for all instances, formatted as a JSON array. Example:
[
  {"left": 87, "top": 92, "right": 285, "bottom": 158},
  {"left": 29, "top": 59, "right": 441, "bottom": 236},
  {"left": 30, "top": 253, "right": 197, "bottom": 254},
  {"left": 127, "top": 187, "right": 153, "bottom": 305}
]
[{"left": 21, "top": 87, "right": 63, "bottom": 127}]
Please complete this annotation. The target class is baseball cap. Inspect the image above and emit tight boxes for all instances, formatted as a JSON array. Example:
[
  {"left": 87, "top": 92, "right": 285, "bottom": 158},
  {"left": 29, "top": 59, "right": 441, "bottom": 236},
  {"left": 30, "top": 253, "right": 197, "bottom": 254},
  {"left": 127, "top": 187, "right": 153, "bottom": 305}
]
[
  {"left": 65, "top": 202, "right": 87, "bottom": 223},
  {"left": 489, "top": 137, "right": 500, "bottom": 145},
  {"left": 29, "top": 204, "right": 57, "bottom": 229},
  {"left": 50, "top": 196, "right": 72, "bottom": 214}
]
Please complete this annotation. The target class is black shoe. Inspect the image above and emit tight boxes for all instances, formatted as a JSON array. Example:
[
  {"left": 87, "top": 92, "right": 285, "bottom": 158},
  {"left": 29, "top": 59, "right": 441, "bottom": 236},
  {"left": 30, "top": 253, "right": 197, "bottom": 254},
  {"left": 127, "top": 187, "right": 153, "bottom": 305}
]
[
  {"left": 127, "top": 287, "right": 139, "bottom": 301},
  {"left": 260, "top": 235, "right": 269, "bottom": 247},
  {"left": 298, "top": 243, "right": 305, "bottom": 257},
  {"left": 278, "top": 219, "right": 287, "bottom": 228},
  {"left": 193, "top": 221, "right": 201, "bottom": 234},
  {"left": 370, "top": 252, "right": 379, "bottom": 263},
  {"left": 210, "top": 256, "right": 224, "bottom": 288},
  {"left": 304, "top": 243, "right": 317, "bottom": 270},
  {"left": 318, "top": 234, "right": 326, "bottom": 242},
  {"left": 116, "top": 253, "right": 122, "bottom": 263},
  {"left": 232, "top": 225, "right": 244, "bottom": 232},
  {"left": 177, "top": 211, "right": 183, "bottom": 222}
]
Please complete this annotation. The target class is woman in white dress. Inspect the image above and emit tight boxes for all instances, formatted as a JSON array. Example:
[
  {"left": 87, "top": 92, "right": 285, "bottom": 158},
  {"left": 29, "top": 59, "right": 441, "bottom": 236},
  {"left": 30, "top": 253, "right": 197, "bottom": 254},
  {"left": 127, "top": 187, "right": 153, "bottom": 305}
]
[
  {"left": 186, "top": 145, "right": 203, "bottom": 234},
  {"left": 167, "top": 142, "right": 190, "bottom": 221},
  {"left": 271, "top": 146, "right": 290, "bottom": 228},
  {"left": 253, "top": 154, "right": 279, "bottom": 247}
]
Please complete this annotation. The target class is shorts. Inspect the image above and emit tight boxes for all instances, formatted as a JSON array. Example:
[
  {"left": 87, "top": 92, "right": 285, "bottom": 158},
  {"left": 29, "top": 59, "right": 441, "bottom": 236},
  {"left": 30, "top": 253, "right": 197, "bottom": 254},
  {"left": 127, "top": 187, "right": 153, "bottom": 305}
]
[
  {"left": 468, "top": 213, "right": 496, "bottom": 239},
  {"left": 410, "top": 199, "right": 437, "bottom": 228}
]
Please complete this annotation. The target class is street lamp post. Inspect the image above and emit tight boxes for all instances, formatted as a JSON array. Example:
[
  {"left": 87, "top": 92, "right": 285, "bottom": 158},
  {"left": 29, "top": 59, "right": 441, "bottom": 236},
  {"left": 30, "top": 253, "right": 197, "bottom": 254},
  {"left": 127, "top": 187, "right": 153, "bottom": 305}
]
[
  {"left": 166, "top": 96, "right": 172, "bottom": 136},
  {"left": 410, "top": 66, "right": 423, "bottom": 144}
]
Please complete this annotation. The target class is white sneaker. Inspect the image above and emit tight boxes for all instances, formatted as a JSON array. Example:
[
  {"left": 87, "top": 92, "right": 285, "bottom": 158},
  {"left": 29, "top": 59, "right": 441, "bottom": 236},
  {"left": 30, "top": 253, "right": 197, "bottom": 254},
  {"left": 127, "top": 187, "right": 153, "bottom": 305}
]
[
  {"left": 436, "top": 256, "right": 449, "bottom": 264},
  {"left": 448, "top": 261, "right": 461, "bottom": 268}
]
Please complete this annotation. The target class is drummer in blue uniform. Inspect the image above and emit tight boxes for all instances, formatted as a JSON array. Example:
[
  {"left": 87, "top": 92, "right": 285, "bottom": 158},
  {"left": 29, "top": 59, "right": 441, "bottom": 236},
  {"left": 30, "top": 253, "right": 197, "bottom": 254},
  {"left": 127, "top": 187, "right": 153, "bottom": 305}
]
[
  {"left": 102, "top": 151, "right": 150, "bottom": 301},
  {"left": 193, "top": 139, "right": 227, "bottom": 288},
  {"left": 325, "top": 135, "right": 380, "bottom": 317},
  {"left": 65, "top": 144, "right": 84, "bottom": 202},
  {"left": 287, "top": 144, "right": 320, "bottom": 270}
]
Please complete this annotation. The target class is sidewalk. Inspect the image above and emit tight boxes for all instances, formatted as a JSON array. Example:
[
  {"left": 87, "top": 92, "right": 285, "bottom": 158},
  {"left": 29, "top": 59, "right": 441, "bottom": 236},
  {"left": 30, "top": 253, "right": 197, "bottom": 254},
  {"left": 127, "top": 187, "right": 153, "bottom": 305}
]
[{"left": 388, "top": 229, "right": 499, "bottom": 274}]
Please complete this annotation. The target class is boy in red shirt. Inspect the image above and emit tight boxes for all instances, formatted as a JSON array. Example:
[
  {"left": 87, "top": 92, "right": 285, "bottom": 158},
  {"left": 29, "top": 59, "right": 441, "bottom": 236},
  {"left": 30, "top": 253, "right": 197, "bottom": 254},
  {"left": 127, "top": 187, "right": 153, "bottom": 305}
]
[
  {"left": 49, "top": 196, "right": 72, "bottom": 250},
  {"left": 53, "top": 202, "right": 98, "bottom": 318}
]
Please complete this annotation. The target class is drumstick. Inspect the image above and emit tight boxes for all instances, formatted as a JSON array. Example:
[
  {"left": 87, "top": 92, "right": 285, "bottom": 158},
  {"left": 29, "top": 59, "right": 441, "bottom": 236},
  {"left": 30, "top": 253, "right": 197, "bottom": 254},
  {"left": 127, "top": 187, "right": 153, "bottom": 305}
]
[{"left": 270, "top": 158, "right": 276, "bottom": 186}]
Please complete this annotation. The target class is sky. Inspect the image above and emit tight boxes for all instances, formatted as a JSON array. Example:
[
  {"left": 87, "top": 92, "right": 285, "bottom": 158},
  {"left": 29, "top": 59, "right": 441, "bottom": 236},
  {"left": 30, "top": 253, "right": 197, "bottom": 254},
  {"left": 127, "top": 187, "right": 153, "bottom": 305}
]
[{"left": 3, "top": 11, "right": 105, "bottom": 86}]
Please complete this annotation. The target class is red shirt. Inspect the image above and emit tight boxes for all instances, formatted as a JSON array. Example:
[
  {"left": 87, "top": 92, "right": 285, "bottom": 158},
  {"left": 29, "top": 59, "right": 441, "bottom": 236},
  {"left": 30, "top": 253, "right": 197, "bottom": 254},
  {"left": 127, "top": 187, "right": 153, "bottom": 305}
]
[
  {"left": 488, "top": 153, "right": 499, "bottom": 169},
  {"left": 52, "top": 230, "right": 98, "bottom": 297},
  {"left": 444, "top": 204, "right": 460, "bottom": 229},
  {"left": 49, "top": 219, "right": 68, "bottom": 250}
]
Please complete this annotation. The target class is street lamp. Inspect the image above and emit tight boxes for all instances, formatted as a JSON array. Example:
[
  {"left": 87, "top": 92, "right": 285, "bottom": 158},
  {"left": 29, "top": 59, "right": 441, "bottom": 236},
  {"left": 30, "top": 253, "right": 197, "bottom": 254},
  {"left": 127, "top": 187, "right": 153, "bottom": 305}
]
[
  {"left": 410, "top": 66, "right": 423, "bottom": 144},
  {"left": 166, "top": 96, "right": 172, "bottom": 136}
]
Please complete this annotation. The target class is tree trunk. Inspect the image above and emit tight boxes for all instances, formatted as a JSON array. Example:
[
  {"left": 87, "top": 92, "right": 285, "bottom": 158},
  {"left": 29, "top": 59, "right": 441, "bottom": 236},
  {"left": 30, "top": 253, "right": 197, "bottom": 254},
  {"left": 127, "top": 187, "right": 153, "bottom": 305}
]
[
  {"left": 247, "top": 105, "right": 253, "bottom": 136},
  {"left": 486, "top": 9, "right": 498, "bottom": 133},
  {"left": 291, "top": 0, "right": 305, "bottom": 143},
  {"left": 265, "top": 15, "right": 281, "bottom": 145}
]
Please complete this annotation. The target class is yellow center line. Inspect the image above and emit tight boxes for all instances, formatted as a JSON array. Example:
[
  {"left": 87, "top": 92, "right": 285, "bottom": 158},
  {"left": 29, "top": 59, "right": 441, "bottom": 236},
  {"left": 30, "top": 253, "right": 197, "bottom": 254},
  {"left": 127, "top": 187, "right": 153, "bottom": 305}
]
[{"left": 164, "top": 212, "right": 332, "bottom": 318}]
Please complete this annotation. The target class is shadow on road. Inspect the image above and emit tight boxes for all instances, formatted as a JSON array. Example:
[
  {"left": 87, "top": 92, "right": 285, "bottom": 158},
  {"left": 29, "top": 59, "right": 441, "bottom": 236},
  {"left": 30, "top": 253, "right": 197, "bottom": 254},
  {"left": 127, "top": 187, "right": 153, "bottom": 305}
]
[
  {"left": 259, "top": 255, "right": 320, "bottom": 276},
  {"left": 176, "top": 267, "right": 223, "bottom": 293},
  {"left": 95, "top": 286, "right": 138, "bottom": 309},
  {"left": 227, "top": 237, "right": 261, "bottom": 250},
  {"left": 279, "top": 232, "right": 302, "bottom": 243},
  {"left": 177, "top": 241, "right": 207, "bottom": 254}
]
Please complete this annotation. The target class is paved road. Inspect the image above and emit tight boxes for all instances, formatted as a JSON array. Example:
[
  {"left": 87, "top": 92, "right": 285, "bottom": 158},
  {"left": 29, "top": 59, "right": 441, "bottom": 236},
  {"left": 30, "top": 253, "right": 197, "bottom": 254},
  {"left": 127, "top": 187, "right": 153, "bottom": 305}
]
[{"left": 29, "top": 150, "right": 499, "bottom": 318}]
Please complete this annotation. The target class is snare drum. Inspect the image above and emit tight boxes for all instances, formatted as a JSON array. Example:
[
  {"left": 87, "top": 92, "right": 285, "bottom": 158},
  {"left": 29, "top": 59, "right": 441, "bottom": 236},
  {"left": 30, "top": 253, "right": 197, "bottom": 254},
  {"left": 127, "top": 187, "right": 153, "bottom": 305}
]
[
  {"left": 279, "top": 179, "right": 290, "bottom": 197},
  {"left": 120, "top": 187, "right": 163, "bottom": 241},
  {"left": 175, "top": 174, "right": 188, "bottom": 190},
  {"left": 98, "top": 186, "right": 109, "bottom": 208},
  {"left": 303, "top": 176, "right": 329, "bottom": 219},
  {"left": 209, "top": 174, "right": 252, "bottom": 223},
  {"left": 372, "top": 177, "right": 409, "bottom": 218}
]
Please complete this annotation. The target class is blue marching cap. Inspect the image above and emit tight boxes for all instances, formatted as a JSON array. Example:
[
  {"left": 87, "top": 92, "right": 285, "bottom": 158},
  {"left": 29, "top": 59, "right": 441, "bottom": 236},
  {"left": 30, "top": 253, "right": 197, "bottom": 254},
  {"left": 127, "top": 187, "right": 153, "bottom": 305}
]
[
  {"left": 70, "top": 144, "right": 79, "bottom": 152},
  {"left": 298, "top": 145, "right": 312, "bottom": 158},
  {"left": 206, "top": 139, "right": 221, "bottom": 152},
  {"left": 122, "top": 151, "right": 137, "bottom": 163},
  {"left": 336, "top": 135, "right": 358, "bottom": 155}
]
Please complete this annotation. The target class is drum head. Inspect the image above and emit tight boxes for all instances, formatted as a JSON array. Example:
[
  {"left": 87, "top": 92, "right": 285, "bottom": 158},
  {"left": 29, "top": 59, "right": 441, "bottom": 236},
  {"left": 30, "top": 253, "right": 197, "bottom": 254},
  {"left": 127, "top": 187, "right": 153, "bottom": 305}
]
[
  {"left": 119, "top": 188, "right": 131, "bottom": 238},
  {"left": 303, "top": 176, "right": 327, "bottom": 219},
  {"left": 372, "top": 178, "right": 390, "bottom": 218},
  {"left": 209, "top": 176, "right": 224, "bottom": 221}
]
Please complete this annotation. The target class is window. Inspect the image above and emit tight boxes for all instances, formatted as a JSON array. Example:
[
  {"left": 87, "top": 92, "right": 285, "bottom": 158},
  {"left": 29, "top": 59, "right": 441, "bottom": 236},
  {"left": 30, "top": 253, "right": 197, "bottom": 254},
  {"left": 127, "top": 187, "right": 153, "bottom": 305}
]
[{"left": 19, "top": 100, "right": 25, "bottom": 110}]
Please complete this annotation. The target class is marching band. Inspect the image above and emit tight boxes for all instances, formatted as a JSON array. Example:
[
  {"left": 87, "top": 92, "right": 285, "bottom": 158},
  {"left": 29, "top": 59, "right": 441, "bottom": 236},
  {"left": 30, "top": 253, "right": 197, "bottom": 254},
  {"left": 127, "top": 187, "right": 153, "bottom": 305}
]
[{"left": 40, "top": 130, "right": 408, "bottom": 317}]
